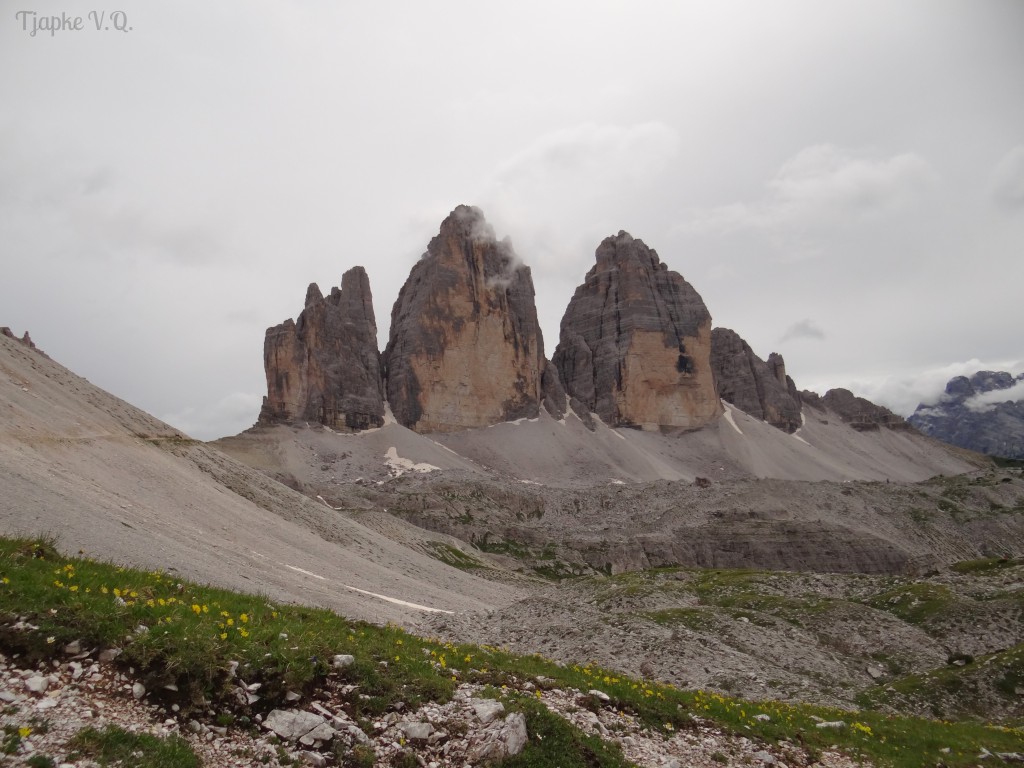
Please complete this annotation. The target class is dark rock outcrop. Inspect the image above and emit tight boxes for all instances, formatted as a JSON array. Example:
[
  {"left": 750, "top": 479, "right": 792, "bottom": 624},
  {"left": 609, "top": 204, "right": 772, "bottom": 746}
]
[
  {"left": 802, "top": 388, "right": 909, "bottom": 431},
  {"left": 260, "top": 267, "right": 385, "bottom": 431},
  {"left": 1, "top": 327, "right": 46, "bottom": 357},
  {"left": 909, "top": 371, "right": 1024, "bottom": 459},
  {"left": 553, "top": 232, "right": 721, "bottom": 430},
  {"left": 710, "top": 327, "right": 802, "bottom": 432},
  {"left": 382, "top": 206, "right": 552, "bottom": 432}
]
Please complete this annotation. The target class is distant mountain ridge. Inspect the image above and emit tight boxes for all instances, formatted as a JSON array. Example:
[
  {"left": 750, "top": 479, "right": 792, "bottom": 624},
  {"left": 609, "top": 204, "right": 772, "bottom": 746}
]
[{"left": 909, "top": 371, "right": 1024, "bottom": 459}]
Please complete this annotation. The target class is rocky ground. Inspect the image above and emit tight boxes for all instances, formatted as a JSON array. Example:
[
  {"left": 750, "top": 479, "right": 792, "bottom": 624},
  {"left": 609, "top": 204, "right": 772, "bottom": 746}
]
[
  {"left": 0, "top": 649, "right": 864, "bottom": 768},
  {"left": 410, "top": 547, "right": 1024, "bottom": 722}
]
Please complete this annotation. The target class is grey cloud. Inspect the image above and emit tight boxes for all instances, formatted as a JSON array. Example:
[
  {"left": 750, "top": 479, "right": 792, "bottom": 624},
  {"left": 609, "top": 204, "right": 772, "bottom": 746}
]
[
  {"left": 676, "top": 145, "right": 936, "bottom": 257},
  {"left": 160, "top": 391, "right": 263, "bottom": 441},
  {"left": 990, "top": 146, "right": 1024, "bottom": 209},
  {"left": 780, "top": 319, "right": 826, "bottom": 343}
]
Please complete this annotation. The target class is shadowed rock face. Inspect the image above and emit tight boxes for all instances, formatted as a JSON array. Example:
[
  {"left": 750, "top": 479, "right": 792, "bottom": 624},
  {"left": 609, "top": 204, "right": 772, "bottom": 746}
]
[
  {"left": 801, "top": 388, "right": 909, "bottom": 431},
  {"left": 553, "top": 232, "right": 721, "bottom": 430},
  {"left": 382, "top": 205, "right": 549, "bottom": 432},
  {"left": 260, "top": 267, "right": 384, "bottom": 431},
  {"left": 711, "top": 327, "right": 802, "bottom": 433}
]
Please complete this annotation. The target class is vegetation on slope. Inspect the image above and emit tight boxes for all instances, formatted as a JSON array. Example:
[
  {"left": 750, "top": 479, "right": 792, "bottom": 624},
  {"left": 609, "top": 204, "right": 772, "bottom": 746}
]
[{"left": 1, "top": 536, "right": 1023, "bottom": 767}]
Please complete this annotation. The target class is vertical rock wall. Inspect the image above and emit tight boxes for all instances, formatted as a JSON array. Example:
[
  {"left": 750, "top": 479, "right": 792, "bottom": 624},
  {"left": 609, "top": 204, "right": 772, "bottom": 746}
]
[
  {"left": 382, "top": 206, "right": 549, "bottom": 432},
  {"left": 260, "top": 266, "right": 385, "bottom": 430},
  {"left": 553, "top": 232, "right": 721, "bottom": 430}
]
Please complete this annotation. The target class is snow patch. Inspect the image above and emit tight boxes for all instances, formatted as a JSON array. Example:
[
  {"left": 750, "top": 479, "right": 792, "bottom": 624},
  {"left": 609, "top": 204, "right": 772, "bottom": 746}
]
[
  {"left": 489, "top": 417, "right": 540, "bottom": 427},
  {"left": 384, "top": 446, "right": 439, "bottom": 476},
  {"left": 609, "top": 479, "right": 625, "bottom": 485},
  {"left": 722, "top": 402, "right": 744, "bottom": 435},
  {"left": 285, "top": 564, "right": 327, "bottom": 580},
  {"left": 339, "top": 584, "right": 455, "bottom": 614}
]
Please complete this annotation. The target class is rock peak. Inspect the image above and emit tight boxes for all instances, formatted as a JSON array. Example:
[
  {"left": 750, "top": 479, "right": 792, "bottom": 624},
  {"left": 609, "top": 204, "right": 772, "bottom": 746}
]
[
  {"left": 710, "top": 328, "right": 802, "bottom": 432},
  {"left": 383, "top": 206, "right": 551, "bottom": 432},
  {"left": 260, "top": 266, "right": 384, "bottom": 431},
  {"left": 553, "top": 234, "right": 721, "bottom": 430}
]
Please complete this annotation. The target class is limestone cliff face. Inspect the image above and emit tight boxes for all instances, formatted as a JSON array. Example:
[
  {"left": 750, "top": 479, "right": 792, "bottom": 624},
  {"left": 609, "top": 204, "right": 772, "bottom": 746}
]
[
  {"left": 382, "top": 206, "right": 549, "bottom": 432},
  {"left": 553, "top": 232, "right": 721, "bottom": 430},
  {"left": 710, "top": 328, "right": 802, "bottom": 433},
  {"left": 260, "top": 267, "right": 384, "bottom": 431}
]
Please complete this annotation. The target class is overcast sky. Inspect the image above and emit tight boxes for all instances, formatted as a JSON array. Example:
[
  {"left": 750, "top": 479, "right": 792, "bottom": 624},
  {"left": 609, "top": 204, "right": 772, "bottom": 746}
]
[{"left": 3, "top": 1, "right": 1023, "bottom": 440}]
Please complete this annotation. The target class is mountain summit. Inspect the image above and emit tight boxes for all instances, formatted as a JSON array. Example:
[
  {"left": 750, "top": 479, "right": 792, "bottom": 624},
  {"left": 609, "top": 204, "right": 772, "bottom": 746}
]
[
  {"left": 909, "top": 371, "right": 1024, "bottom": 459},
  {"left": 553, "top": 232, "right": 721, "bottom": 431}
]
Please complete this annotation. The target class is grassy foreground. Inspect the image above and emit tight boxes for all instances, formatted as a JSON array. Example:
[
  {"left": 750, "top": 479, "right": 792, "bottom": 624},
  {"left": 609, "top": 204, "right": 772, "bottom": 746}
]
[{"left": 1, "top": 536, "right": 1023, "bottom": 768}]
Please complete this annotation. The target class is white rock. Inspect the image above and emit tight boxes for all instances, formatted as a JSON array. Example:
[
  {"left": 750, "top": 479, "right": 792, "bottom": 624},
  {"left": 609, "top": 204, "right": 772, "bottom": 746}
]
[
  {"left": 25, "top": 675, "right": 49, "bottom": 694},
  {"left": 332, "top": 654, "right": 355, "bottom": 669},
  {"left": 471, "top": 698, "right": 505, "bottom": 724},
  {"left": 264, "top": 709, "right": 331, "bottom": 742},
  {"left": 401, "top": 721, "right": 434, "bottom": 741},
  {"left": 587, "top": 689, "right": 611, "bottom": 702},
  {"left": 866, "top": 665, "right": 885, "bottom": 680},
  {"left": 132, "top": 682, "right": 146, "bottom": 700},
  {"left": 815, "top": 720, "right": 845, "bottom": 729},
  {"left": 502, "top": 712, "right": 528, "bottom": 756}
]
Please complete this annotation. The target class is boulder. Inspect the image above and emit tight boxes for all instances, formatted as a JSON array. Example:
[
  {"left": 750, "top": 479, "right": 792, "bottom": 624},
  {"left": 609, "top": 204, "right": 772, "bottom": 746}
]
[
  {"left": 383, "top": 205, "right": 551, "bottom": 432},
  {"left": 260, "top": 267, "right": 384, "bottom": 431},
  {"left": 710, "top": 327, "right": 802, "bottom": 433},
  {"left": 263, "top": 709, "right": 335, "bottom": 743},
  {"left": 553, "top": 232, "right": 721, "bottom": 430}
]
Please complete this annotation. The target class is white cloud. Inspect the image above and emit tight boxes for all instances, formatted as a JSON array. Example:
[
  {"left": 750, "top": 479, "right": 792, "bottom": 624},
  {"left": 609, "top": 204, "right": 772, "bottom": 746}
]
[
  {"left": 840, "top": 359, "right": 1024, "bottom": 417},
  {"left": 965, "top": 378, "right": 1024, "bottom": 413},
  {"left": 494, "top": 122, "right": 679, "bottom": 187},
  {"left": 990, "top": 145, "right": 1024, "bottom": 209},
  {"left": 676, "top": 144, "right": 936, "bottom": 257}
]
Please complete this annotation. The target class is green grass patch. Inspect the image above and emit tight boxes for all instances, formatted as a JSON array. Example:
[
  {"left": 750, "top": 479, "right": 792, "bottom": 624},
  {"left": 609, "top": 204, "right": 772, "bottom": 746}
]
[
  {"left": 424, "top": 542, "right": 486, "bottom": 571},
  {"left": 863, "top": 583, "right": 958, "bottom": 625},
  {"left": 710, "top": 592, "right": 833, "bottom": 627},
  {"left": 499, "top": 695, "right": 631, "bottom": 768},
  {"left": 67, "top": 725, "right": 198, "bottom": 767},
  {"left": 643, "top": 607, "right": 716, "bottom": 631},
  {"left": 858, "top": 644, "right": 1024, "bottom": 722},
  {"left": 952, "top": 557, "right": 1024, "bottom": 575}
]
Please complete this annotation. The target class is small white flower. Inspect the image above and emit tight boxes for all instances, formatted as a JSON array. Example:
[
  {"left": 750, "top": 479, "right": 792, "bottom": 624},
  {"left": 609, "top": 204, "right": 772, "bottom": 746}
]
[{"left": 46, "top": 636, "right": 56, "bottom": 644}]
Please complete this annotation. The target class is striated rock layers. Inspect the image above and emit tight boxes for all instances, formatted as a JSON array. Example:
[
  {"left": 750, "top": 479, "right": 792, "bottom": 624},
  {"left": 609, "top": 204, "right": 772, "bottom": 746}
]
[
  {"left": 710, "top": 328, "right": 802, "bottom": 433},
  {"left": 382, "top": 206, "right": 551, "bottom": 432},
  {"left": 553, "top": 232, "right": 721, "bottom": 431},
  {"left": 909, "top": 371, "right": 1024, "bottom": 459},
  {"left": 802, "top": 388, "right": 909, "bottom": 431},
  {"left": 260, "top": 267, "right": 385, "bottom": 431}
]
